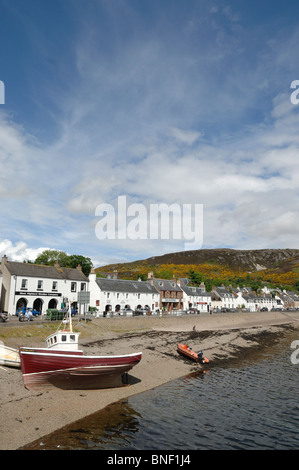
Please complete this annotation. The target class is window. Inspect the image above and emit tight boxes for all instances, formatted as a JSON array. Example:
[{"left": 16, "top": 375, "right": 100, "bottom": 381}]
[
  {"left": 52, "top": 281, "right": 58, "bottom": 291},
  {"left": 37, "top": 280, "right": 43, "bottom": 290},
  {"left": 21, "top": 279, "right": 28, "bottom": 290},
  {"left": 71, "top": 282, "right": 77, "bottom": 292},
  {"left": 81, "top": 283, "right": 86, "bottom": 291}
]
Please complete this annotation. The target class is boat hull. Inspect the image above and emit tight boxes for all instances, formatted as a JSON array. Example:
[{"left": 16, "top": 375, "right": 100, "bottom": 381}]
[
  {"left": 19, "top": 347, "right": 142, "bottom": 391},
  {"left": 0, "top": 345, "right": 21, "bottom": 368},
  {"left": 177, "top": 343, "right": 209, "bottom": 363}
]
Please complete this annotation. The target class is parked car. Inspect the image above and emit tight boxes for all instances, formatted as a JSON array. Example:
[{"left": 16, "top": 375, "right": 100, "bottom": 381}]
[
  {"left": 31, "top": 308, "right": 41, "bottom": 316},
  {"left": 134, "top": 308, "right": 149, "bottom": 316},
  {"left": 16, "top": 307, "right": 40, "bottom": 317},
  {"left": 260, "top": 307, "right": 268, "bottom": 311},
  {"left": 120, "top": 308, "right": 134, "bottom": 316},
  {"left": 186, "top": 308, "right": 198, "bottom": 314}
]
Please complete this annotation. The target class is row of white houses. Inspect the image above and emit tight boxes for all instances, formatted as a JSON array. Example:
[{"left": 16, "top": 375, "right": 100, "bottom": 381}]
[{"left": 0, "top": 255, "right": 298, "bottom": 316}]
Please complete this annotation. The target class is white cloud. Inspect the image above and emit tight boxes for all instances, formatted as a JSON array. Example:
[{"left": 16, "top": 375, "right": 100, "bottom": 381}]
[
  {"left": 1, "top": 3, "right": 299, "bottom": 265},
  {"left": 0, "top": 239, "right": 48, "bottom": 262}
]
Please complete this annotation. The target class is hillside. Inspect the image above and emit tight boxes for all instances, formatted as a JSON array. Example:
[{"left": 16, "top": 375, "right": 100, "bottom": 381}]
[{"left": 96, "top": 248, "right": 299, "bottom": 288}]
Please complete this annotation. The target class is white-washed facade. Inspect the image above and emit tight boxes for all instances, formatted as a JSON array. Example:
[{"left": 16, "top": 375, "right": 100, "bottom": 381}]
[
  {"left": 181, "top": 285, "right": 212, "bottom": 312},
  {"left": 88, "top": 271, "right": 160, "bottom": 315},
  {"left": 0, "top": 256, "right": 89, "bottom": 315}
]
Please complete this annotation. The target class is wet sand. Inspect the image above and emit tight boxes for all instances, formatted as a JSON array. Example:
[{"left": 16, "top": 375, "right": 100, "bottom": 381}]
[{"left": 1, "top": 311, "right": 299, "bottom": 450}]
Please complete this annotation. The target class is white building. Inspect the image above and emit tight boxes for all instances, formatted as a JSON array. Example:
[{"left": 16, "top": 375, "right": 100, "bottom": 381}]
[
  {"left": 211, "top": 286, "right": 236, "bottom": 310},
  {"left": 255, "top": 294, "right": 278, "bottom": 311},
  {"left": 181, "top": 284, "right": 212, "bottom": 312},
  {"left": 88, "top": 270, "right": 160, "bottom": 315},
  {"left": 210, "top": 286, "right": 250, "bottom": 311},
  {"left": 0, "top": 255, "right": 89, "bottom": 315}
]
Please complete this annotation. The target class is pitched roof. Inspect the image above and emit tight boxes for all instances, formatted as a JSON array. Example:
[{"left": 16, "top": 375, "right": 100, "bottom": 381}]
[
  {"left": 96, "top": 278, "right": 159, "bottom": 294},
  {"left": 152, "top": 278, "right": 183, "bottom": 292},
  {"left": 3, "top": 261, "right": 88, "bottom": 281},
  {"left": 215, "top": 287, "right": 234, "bottom": 297},
  {"left": 181, "top": 285, "right": 211, "bottom": 297}
]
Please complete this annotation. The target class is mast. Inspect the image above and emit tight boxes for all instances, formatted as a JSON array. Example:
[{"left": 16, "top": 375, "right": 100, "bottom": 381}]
[{"left": 69, "top": 299, "right": 73, "bottom": 333}]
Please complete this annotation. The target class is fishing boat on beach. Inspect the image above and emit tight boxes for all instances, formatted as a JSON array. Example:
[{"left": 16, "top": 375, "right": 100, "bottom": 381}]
[
  {"left": 177, "top": 343, "right": 209, "bottom": 364},
  {"left": 0, "top": 344, "right": 21, "bottom": 368},
  {"left": 19, "top": 302, "right": 142, "bottom": 391}
]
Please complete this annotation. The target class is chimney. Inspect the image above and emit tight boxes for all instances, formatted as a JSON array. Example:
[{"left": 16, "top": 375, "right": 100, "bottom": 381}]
[
  {"left": 54, "top": 260, "right": 60, "bottom": 268},
  {"left": 147, "top": 271, "right": 154, "bottom": 285},
  {"left": 76, "top": 264, "right": 82, "bottom": 272},
  {"left": 89, "top": 267, "right": 96, "bottom": 281},
  {"left": 1, "top": 255, "right": 8, "bottom": 264}
]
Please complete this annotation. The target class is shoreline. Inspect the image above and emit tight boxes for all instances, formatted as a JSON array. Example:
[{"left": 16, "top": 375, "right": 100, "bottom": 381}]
[{"left": 1, "top": 311, "right": 299, "bottom": 450}]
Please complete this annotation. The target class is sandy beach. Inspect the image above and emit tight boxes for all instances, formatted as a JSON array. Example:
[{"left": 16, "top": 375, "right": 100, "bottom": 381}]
[{"left": 1, "top": 310, "right": 299, "bottom": 450}]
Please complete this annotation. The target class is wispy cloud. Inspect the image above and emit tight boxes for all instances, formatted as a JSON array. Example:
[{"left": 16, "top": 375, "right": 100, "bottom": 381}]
[{"left": 1, "top": 1, "right": 299, "bottom": 265}]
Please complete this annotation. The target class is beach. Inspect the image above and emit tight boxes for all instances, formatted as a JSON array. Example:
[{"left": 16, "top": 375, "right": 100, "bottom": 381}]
[{"left": 1, "top": 311, "right": 299, "bottom": 450}]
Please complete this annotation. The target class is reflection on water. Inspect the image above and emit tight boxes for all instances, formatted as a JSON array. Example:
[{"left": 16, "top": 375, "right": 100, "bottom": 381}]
[{"left": 23, "top": 329, "right": 299, "bottom": 450}]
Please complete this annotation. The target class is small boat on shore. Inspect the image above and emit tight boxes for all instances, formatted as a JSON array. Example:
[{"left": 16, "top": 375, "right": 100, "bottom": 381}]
[
  {"left": 177, "top": 343, "right": 209, "bottom": 364},
  {"left": 19, "top": 302, "right": 142, "bottom": 391},
  {"left": 0, "top": 344, "right": 21, "bottom": 368}
]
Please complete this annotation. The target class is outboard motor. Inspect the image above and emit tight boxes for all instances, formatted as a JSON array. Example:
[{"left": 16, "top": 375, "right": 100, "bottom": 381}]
[{"left": 197, "top": 350, "right": 209, "bottom": 364}]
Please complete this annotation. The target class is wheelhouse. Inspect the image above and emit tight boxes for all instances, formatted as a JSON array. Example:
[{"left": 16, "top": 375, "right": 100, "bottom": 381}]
[{"left": 45, "top": 331, "right": 80, "bottom": 350}]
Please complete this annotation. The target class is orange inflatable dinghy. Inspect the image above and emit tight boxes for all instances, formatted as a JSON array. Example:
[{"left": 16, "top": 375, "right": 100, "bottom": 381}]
[{"left": 177, "top": 343, "right": 209, "bottom": 364}]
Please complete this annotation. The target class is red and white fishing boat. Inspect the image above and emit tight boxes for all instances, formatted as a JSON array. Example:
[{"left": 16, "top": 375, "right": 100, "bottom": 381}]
[{"left": 19, "top": 303, "right": 142, "bottom": 391}]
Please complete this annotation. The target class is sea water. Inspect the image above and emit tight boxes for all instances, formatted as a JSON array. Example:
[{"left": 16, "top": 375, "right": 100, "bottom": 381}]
[{"left": 28, "top": 329, "right": 299, "bottom": 451}]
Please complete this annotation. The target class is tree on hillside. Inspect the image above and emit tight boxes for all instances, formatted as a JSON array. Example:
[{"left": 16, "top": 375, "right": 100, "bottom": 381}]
[
  {"left": 188, "top": 269, "right": 204, "bottom": 286},
  {"left": 34, "top": 250, "right": 93, "bottom": 276}
]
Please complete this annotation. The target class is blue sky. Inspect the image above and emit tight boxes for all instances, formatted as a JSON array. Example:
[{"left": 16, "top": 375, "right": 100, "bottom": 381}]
[{"left": 0, "top": 0, "right": 299, "bottom": 267}]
